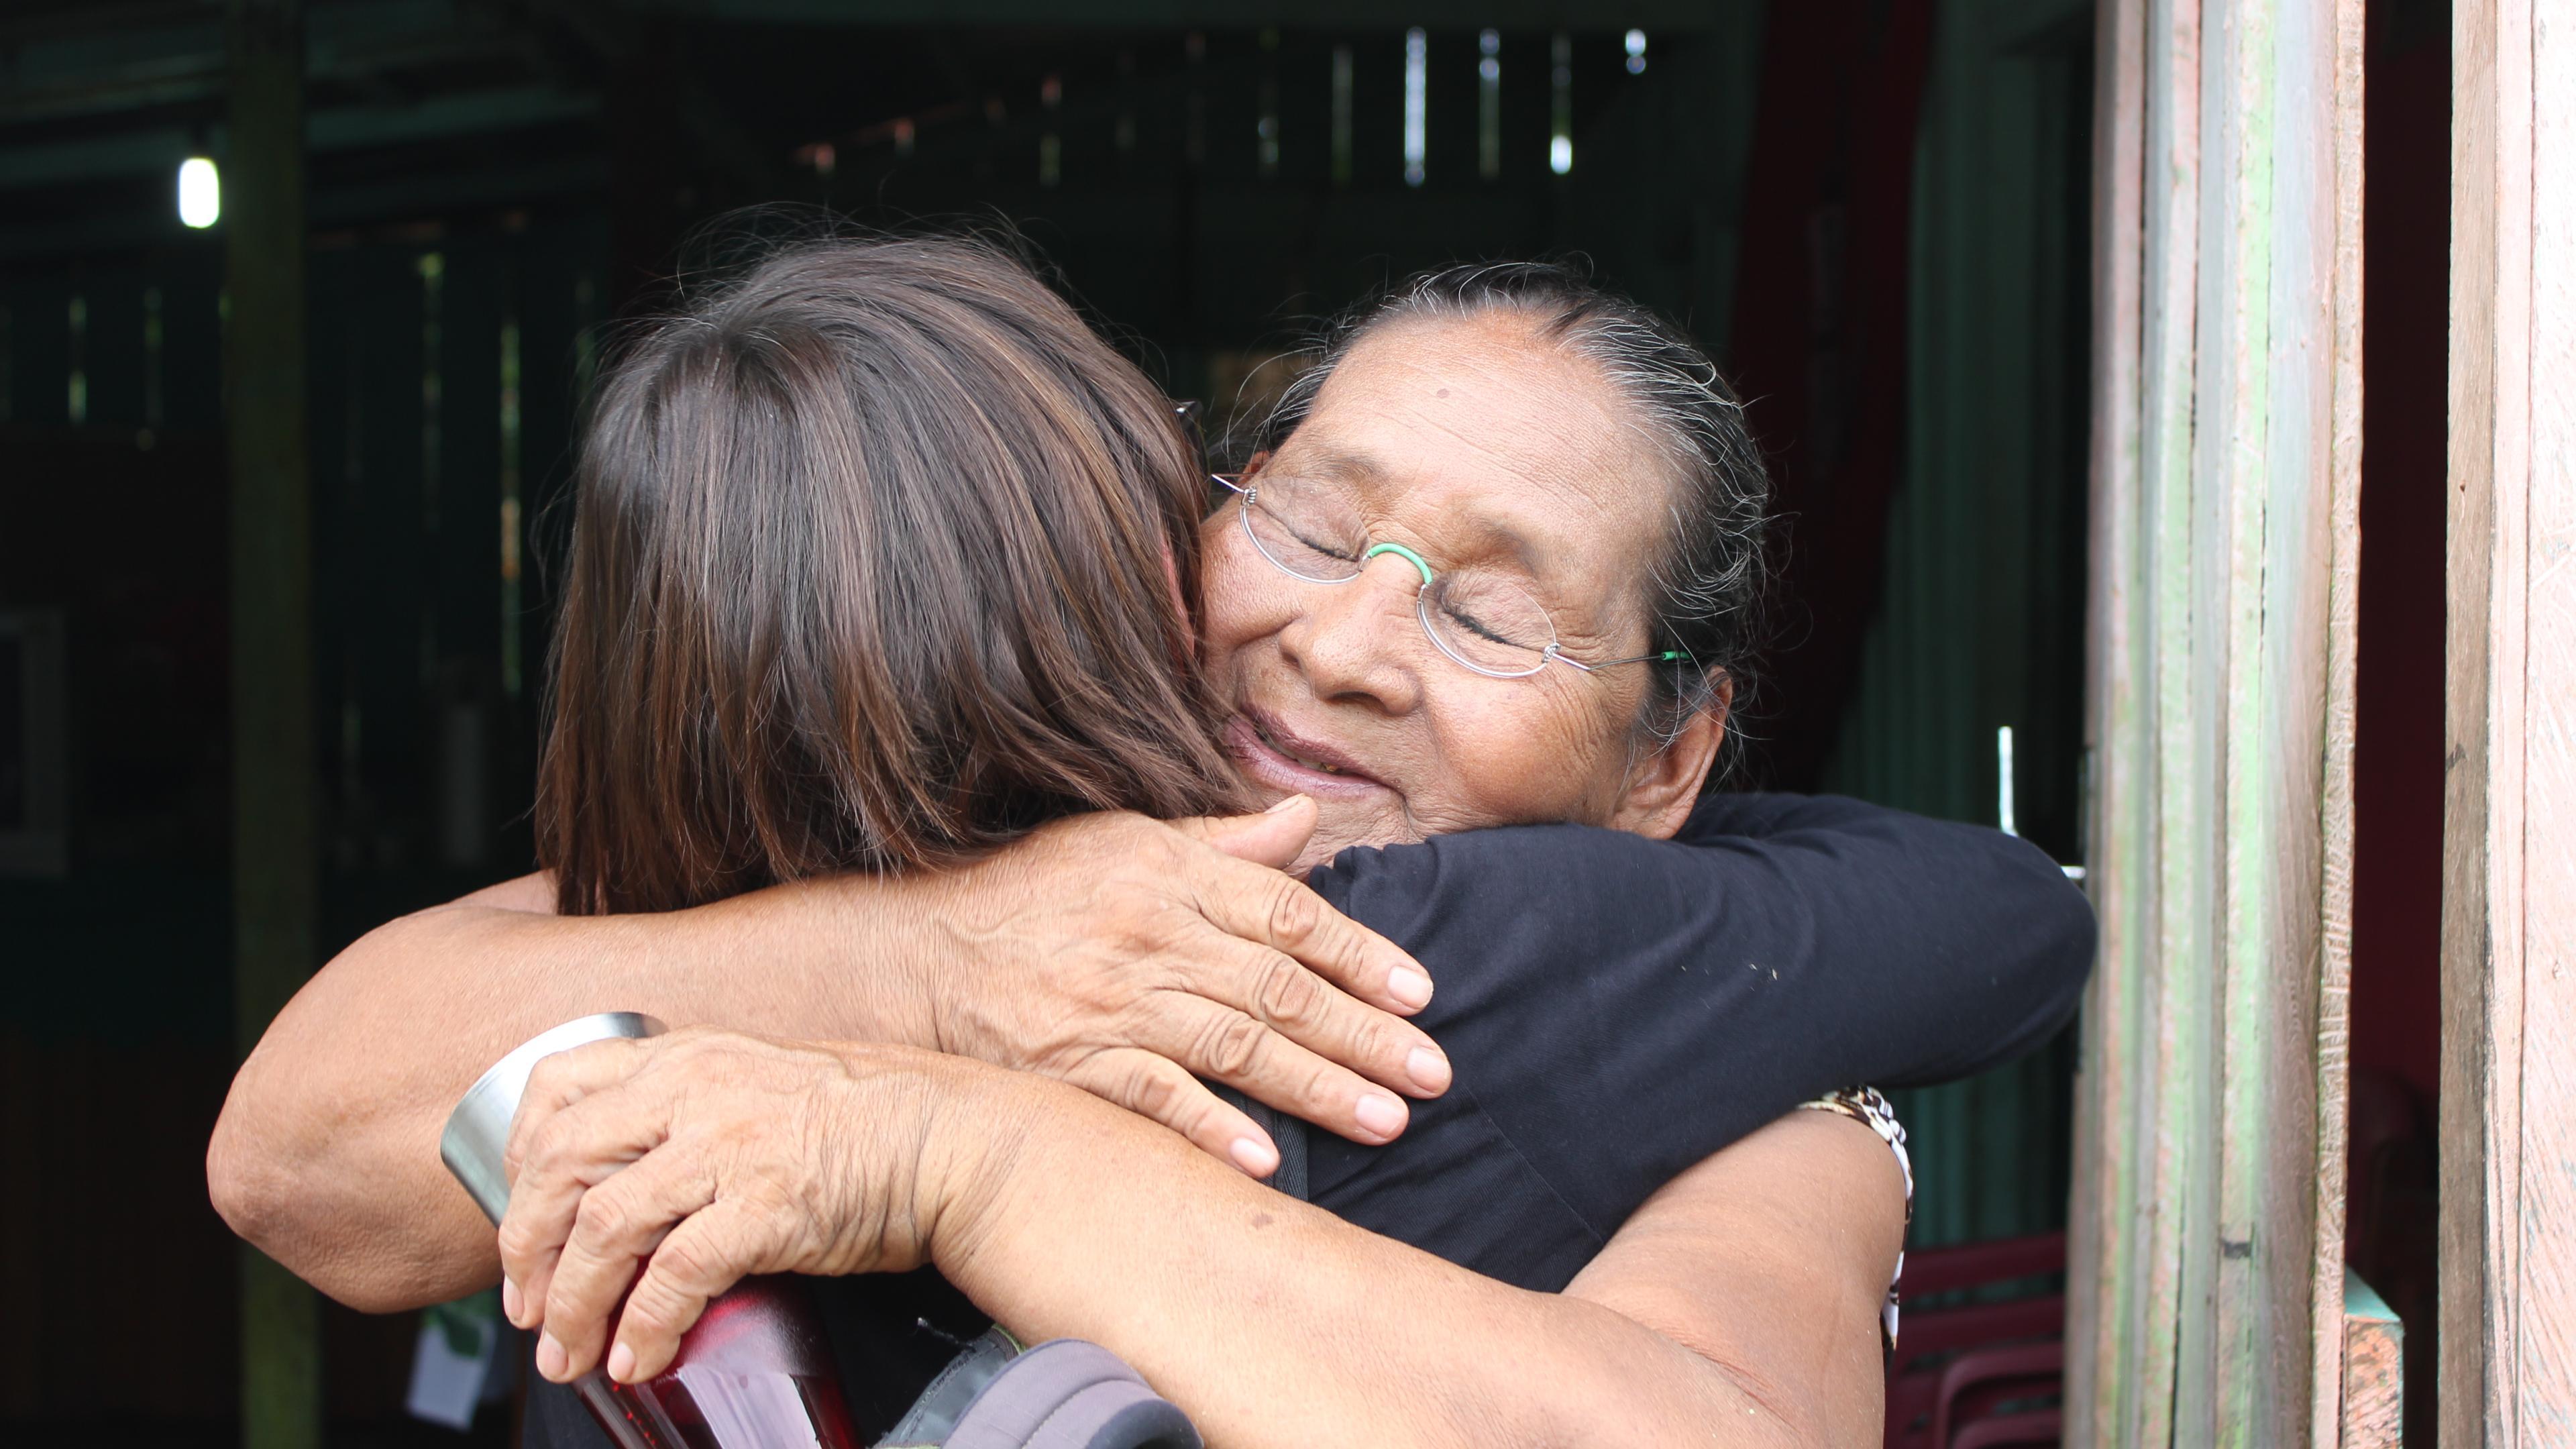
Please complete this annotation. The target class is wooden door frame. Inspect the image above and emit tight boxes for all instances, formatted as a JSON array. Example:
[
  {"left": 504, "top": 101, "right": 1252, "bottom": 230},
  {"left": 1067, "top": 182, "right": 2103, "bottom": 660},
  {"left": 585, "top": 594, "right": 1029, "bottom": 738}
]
[
  {"left": 2439, "top": 1, "right": 2576, "bottom": 1443},
  {"left": 2080, "top": 0, "right": 2576, "bottom": 1442},
  {"left": 2068, "top": 0, "right": 2365, "bottom": 1441}
]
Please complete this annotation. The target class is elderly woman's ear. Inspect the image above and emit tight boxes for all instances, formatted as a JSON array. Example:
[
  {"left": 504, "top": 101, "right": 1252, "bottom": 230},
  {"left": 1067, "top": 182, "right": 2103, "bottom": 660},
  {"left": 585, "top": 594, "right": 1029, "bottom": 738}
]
[{"left": 1608, "top": 680, "right": 1731, "bottom": 840}]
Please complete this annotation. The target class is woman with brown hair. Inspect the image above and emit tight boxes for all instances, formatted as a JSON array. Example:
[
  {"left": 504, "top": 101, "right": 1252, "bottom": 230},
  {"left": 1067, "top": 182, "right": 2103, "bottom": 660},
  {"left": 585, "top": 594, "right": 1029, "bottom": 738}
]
[
  {"left": 537, "top": 235, "right": 1246, "bottom": 908},
  {"left": 213, "top": 234, "right": 2089, "bottom": 1444}
]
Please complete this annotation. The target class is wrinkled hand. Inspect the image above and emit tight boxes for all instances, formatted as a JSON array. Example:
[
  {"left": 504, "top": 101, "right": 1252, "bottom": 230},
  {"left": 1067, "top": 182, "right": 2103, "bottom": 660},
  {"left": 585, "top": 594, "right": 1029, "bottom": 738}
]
[
  {"left": 912, "top": 797, "right": 1450, "bottom": 1175},
  {"left": 496, "top": 1028, "right": 1006, "bottom": 1386}
]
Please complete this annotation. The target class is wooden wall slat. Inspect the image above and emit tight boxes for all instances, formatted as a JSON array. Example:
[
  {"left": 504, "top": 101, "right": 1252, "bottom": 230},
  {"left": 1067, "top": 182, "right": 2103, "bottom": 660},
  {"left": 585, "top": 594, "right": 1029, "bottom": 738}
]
[
  {"left": 2167, "top": 398, "right": 2222, "bottom": 1416},
  {"left": 2446, "top": 0, "right": 2576, "bottom": 1440},
  {"left": 2312, "top": 0, "right": 2366, "bottom": 1434},
  {"left": 2135, "top": 0, "right": 2206, "bottom": 1434},
  {"left": 2516, "top": 0, "right": 2576, "bottom": 1433},
  {"left": 2441, "top": 0, "right": 2523, "bottom": 1442},
  {"left": 2195, "top": 0, "right": 2275, "bottom": 1431},
  {"left": 2073, "top": 0, "right": 2360, "bottom": 1440},
  {"left": 2064, "top": 0, "right": 2145, "bottom": 1432},
  {"left": 2084, "top": 0, "right": 2208, "bottom": 1438}
]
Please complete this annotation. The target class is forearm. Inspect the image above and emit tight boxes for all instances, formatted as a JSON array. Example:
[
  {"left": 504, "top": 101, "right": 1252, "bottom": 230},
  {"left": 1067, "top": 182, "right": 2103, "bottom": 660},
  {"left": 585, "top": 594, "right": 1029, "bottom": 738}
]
[
  {"left": 209, "top": 879, "right": 934, "bottom": 1311},
  {"left": 928, "top": 1071, "right": 1805, "bottom": 1448},
  {"left": 1303, "top": 796, "right": 2092, "bottom": 1241},
  {"left": 1324, "top": 796, "right": 2094, "bottom": 1092}
]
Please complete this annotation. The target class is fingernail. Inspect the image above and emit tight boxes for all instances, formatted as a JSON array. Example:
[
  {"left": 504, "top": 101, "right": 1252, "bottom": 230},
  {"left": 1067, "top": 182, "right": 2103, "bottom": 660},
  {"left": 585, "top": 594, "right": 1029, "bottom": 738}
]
[
  {"left": 1266, "top": 794, "right": 1307, "bottom": 814},
  {"left": 1387, "top": 966, "right": 1434, "bottom": 1009},
  {"left": 535, "top": 1332, "right": 568, "bottom": 1382},
  {"left": 607, "top": 1340, "right": 637, "bottom": 1384},
  {"left": 1354, "top": 1091, "right": 1406, "bottom": 1140},
  {"left": 1229, "top": 1136, "right": 1279, "bottom": 1177},
  {"left": 500, "top": 1277, "right": 524, "bottom": 1326},
  {"left": 1407, "top": 1046, "right": 1452, "bottom": 1093}
]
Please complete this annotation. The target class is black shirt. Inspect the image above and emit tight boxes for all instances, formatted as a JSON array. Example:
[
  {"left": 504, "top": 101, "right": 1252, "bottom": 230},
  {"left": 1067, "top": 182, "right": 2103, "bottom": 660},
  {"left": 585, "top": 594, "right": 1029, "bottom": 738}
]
[
  {"left": 524, "top": 792, "right": 2094, "bottom": 1444},
  {"left": 1299, "top": 792, "right": 2092, "bottom": 1291}
]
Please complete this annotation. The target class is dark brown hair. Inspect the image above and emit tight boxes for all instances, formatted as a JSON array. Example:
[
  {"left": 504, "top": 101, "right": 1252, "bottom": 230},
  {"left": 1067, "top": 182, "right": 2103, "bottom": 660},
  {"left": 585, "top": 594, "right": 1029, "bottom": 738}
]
[{"left": 537, "top": 235, "right": 1244, "bottom": 915}]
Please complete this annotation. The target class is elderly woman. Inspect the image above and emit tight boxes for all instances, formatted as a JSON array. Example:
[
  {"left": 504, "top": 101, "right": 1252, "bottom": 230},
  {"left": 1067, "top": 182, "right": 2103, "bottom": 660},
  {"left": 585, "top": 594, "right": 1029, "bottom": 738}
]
[{"left": 211, "top": 239, "right": 2089, "bottom": 1444}]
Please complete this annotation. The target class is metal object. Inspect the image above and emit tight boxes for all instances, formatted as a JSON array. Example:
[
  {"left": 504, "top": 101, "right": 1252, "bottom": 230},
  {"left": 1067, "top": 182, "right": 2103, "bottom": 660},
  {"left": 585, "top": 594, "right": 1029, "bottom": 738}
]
[
  {"left": 440, "top": 1012, "right": 664, "bottom": 1224},
  {"left": 441, "top": 1012, "right": 865, "bottom": 1448}
]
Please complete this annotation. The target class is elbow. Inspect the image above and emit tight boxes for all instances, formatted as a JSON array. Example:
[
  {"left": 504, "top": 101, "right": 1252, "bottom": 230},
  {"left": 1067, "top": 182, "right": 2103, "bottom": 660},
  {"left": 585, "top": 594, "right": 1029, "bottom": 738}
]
[
  {"left": 1964, "top": 834, "right": 2098, "bottom": 1052},
  {"left": 2000, "top": 833, "right": 2098, "bottom": 998},
  {"left": 209, "top": 1058, "right": 493, "bottom": 1316},
  {"left": 2043, "top": 863, "right": 2100, "bottom": 1000},
  {"left": 206, "top": 1091, "right": 327, "bottom": 1285},
  {"left": 207, "top": 1089, "right": 290, "bottom": 1254},
  {"left": 207, "top": 1120, "right": 427, "bottom": 1314},
  {"left": 205, "top": 1074, "right": 401, "bottom": 1313},
  {"left": 2018, "top": 879, "right": 2098, "bottom": 1049}
]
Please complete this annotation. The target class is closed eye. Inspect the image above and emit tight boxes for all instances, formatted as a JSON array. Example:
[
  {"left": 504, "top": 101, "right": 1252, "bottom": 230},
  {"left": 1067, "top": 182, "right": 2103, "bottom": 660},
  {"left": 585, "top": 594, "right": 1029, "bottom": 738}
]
[
  {"left": 1440, "top": 600, "right": 1518, "bottom": 645},
  {"left": 1283, "top": 517, "right": 1364, "bottom": 563}
]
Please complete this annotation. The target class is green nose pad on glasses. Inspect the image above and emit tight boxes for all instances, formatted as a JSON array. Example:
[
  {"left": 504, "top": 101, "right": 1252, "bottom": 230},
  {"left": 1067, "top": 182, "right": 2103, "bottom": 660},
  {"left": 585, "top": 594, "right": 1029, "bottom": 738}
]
[{"left": 1362, "top": 541, "right": 1435, "bottom": 587}]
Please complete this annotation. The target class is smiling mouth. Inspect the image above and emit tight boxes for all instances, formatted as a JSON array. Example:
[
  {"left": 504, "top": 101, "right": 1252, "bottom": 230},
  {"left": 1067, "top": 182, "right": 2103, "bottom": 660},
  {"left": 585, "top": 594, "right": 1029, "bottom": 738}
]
[
  {"left": 1230, "top": 707, "right": 1388, "bottom": 791},
  {"left": 1252, "top": 716, "right": 1348, "bottom": 774}
]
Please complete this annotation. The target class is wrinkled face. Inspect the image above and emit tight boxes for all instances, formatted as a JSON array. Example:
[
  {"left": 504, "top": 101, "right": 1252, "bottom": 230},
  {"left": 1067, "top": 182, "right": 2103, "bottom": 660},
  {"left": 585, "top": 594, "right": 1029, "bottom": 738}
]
[{"left": 1200, "top": 312, "right": 1695, "bottom": 868}]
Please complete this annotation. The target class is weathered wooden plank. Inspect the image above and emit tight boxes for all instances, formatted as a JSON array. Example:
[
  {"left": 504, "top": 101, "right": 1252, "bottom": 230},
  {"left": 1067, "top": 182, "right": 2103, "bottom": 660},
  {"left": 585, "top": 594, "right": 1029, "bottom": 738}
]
[
  {"left": 2339, "top": 1275, "right": 2404, "bottom": 1448},
  {"left": 2227, "top": 0, "right": 2367, "bottom": 1434},
  {"left": 2439, "top": 0, "right": 2527, "bottom": 1443},
  {"left": 2220, "top": 6, "right": 2356, "bottom": 1440},
  {"left": 2133, "top": 0, "right": 2206, "bottom": 1436},
  {"left": 2065, "top": 0, "right": 2148, "bottom": 1438},
  {"left": 2512, "top": 0, "right": 2575, "bottom": 1436},
  {"left": 2311, "top": 0, "right": 2366, "bottom": 1435},
  {"left": 2074, "top": 0, "right": 2361, "bottom": 1440},
  {"left": 2200, "top": 0, "right": 2371, "bottom": 1431},
  {"left": 2436, "top": 0, "right": 2499, "bottom": 1432},
  {"left": 2072, "top": 0, "right": 2208, "bottom": 1440},
  {"left": 2186, "top": 0, "right": 2279, "bottom": 1435}
]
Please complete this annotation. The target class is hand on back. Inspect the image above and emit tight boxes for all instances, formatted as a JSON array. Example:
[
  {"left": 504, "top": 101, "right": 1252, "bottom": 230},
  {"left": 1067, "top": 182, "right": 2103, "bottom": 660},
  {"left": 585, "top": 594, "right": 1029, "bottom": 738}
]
[{"left": 904, "top": 794, "right": 1450, "bottom": 1175}]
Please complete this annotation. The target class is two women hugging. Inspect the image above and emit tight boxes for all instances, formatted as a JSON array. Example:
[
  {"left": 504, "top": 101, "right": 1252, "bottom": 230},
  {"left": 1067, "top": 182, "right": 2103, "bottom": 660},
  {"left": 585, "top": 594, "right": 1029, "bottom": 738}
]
[{"left": 212, "top": 233, "right": 2093, "bottom": 1447}]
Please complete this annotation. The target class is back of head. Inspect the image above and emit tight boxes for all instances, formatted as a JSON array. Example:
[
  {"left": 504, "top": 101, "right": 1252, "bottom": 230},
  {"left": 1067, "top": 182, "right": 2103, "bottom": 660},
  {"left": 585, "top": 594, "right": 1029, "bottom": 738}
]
[{"left": 539, "top": 234, "right": 1242, "bottom": 915}]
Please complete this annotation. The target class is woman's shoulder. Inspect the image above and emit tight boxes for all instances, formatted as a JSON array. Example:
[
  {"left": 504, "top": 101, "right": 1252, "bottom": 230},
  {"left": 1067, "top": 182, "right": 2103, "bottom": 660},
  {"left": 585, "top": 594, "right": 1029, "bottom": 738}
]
[{"left": 439, "top": 871, "right": 559, "bottom": 915}]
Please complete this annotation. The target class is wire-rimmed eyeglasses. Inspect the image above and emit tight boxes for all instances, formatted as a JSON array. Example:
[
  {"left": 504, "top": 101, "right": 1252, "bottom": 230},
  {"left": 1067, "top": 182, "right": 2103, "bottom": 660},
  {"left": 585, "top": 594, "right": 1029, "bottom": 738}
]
[{"left": 1211, "top": 472, "right": 1685, "bottom": 681}]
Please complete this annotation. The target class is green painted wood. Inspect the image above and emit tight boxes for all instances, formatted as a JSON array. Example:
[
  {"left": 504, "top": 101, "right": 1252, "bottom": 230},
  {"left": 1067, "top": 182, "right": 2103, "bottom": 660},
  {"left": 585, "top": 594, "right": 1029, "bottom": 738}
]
[
  {"left": 2063, "top": 1, "right": 2147, "bottom": 1437},
  {"left": 2061, "top": 0, "right": 2363, "bottom": 1442},
  {"left": 2190, "top": 0, "right": 2279, "bottom": 1435},
  {"left": 2109, "top": 3, "right": 2205, "bottom": 1440}
]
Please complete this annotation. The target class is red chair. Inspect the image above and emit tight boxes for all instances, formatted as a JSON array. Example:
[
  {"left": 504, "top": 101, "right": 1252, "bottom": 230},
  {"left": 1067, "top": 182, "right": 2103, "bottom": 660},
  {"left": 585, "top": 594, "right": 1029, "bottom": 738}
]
[
  {"left": 1932, "top": 1341, "right": 2063, "bottom": 1446},
  {"left": 1884, "top": 1232, "right": 2065, "bottom": 1449},
  {"left": 1949, "top": 1410, "right": 2063, "bottom": 1449}
]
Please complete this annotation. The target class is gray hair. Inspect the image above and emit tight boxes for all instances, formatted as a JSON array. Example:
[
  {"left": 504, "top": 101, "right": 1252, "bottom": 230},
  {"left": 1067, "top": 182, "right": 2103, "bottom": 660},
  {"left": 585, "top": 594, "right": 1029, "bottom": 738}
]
[{"left": 1236, "top": 262, "right": 1772, "bottom": 779}]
